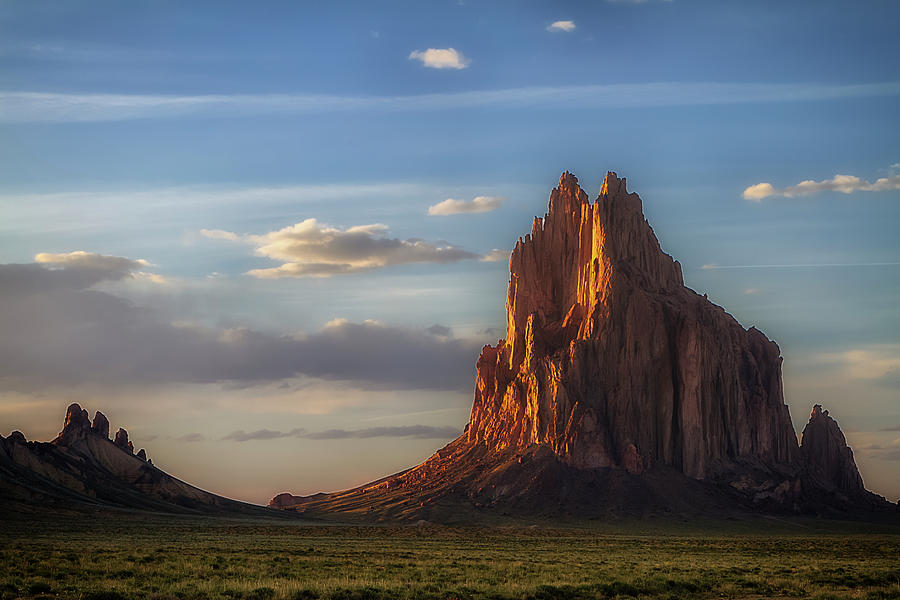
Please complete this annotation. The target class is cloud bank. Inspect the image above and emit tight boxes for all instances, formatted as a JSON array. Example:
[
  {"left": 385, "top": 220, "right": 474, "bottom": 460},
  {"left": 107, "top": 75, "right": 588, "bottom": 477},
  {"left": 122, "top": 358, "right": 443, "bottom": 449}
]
[
  {"left": 202, "top": 218, "right": 480, "bottom": 278},
  {"left": 428, "top": 196, "right": 504, "bottom": 215},
  {"left": 0, "top": 255, "right": 481, "bottom": 391},
  {"left": 222, "top": 425, "right": 461, "bottom": 442},
  {"left": 408, "top": 48, "right": 470, "bottom": 70},
  {"left": 4, "top": 82, "right": 899, "bottom": 123},
  {"left": 743, "top": 173, "right": 900, "bottom": 200}
]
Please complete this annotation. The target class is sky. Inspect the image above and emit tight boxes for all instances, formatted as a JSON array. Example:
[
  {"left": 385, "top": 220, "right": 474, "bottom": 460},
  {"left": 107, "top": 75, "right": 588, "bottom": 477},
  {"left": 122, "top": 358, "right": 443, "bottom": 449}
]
[{"left": 1, "top": 0, "right": 899, "bottom": 504}]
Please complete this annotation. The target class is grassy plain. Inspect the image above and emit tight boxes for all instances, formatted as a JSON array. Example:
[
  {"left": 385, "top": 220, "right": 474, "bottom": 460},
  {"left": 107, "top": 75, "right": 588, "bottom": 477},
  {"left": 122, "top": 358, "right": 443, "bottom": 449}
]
[{"left": 1, "top": 513, "right": 899, "bottom": 600}]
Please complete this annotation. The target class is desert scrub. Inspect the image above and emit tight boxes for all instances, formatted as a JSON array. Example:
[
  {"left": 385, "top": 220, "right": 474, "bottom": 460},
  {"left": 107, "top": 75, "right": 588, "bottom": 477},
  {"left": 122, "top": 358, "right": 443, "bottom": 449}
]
[{"left": 0, "top": 516, "right": 898, "bottom": 599}]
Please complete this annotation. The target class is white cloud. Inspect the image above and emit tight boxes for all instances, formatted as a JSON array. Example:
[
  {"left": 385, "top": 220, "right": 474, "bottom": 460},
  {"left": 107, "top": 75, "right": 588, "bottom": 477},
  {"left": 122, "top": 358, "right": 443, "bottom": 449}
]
[
  {"left": 33, "top": 251, "right": 166, "bottom": 284},
  {"left": 481, "top": 249, "right": 511, "bottom": 263},
  {"left": 4, "top": 82, "right": 900, "bottom": 122},
  {"left": 198, "top": 228, "right": 240, "bottom": 241},
  {"left": 203, "top": 218, "right": 480, "bottom": 278},
  {"left": 34, "top": 251, "right": 148, "bottom": 273},
  {"left": 547, "top": 20, "right": 576, "bottom": 32},
  {"left": 427, "top": 196, "right": 504, "bottom": 215},
  {"left": 408, "top": 48, "right": 470, "bottom": 70},
  {"left": 743, "top": 172, "right": 900, "bottom": 201},
  {"left": 742, "top": 182, "right": 776, "bottom": 201}
]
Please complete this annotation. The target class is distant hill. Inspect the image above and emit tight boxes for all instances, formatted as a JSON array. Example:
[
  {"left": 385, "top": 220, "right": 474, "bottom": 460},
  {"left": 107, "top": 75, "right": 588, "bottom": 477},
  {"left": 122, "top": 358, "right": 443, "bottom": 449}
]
[{"left": 0, "top": 403, "right": 284, "bottom": 517}]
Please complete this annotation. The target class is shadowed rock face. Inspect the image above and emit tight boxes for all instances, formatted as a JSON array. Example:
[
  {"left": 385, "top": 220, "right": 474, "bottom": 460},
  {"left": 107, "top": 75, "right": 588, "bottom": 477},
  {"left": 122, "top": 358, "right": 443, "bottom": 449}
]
[
  {"left": 1, "top": 403, "right": 282, "bottom": 516},
  {"left": 468, "top": 172, "right": 799, "bottom": 479},
  {"left": 801, "top": 404, "right": 865, "bottom": 493},
  {"left": 270, "top": 170, "right": 890, "bottom": 522},
  {"left": 92, "top": 411, "right": 110, "bottom": 439}
]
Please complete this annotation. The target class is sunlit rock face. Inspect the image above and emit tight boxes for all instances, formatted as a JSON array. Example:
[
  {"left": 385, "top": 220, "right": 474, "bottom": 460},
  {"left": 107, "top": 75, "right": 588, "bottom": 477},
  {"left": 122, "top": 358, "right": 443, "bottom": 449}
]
[
  {"left": 467, "top": 172, "right": 799, "bottom": 479},
  {"left": 269, "top": 171, "right": 889, "bottom": 520}
]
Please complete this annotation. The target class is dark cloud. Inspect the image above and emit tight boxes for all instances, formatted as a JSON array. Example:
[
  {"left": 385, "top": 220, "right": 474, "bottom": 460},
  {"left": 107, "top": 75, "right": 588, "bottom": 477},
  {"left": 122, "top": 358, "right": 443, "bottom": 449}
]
[
  {"left": 0, "top": 258, "right": 481, "bottom": 392},
  {"left": 222, "top": 425, "right": 461, "bottom": 442},
  {"left": 425, "top": 324, "right": 452, "bottom": 337}
]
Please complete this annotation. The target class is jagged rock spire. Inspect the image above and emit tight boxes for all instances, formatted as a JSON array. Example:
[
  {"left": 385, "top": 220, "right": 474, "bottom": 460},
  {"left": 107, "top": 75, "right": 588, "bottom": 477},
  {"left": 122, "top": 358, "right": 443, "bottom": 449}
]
[
  {"left": 801, "top": 404, "right": 864, "bottom": 493},
  {"left": 469, "top": 171, "right": 797, "bottom": 479}
]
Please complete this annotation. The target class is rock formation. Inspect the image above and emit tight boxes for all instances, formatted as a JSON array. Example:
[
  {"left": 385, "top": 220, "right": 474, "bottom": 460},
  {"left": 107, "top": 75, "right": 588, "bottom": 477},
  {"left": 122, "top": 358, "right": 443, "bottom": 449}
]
[
  {"left": 1, "top": 403, "right": 280, "bottom": 516},
  {"left": 271, "top": 171, "right": 891, "bottom": 521},
  {"left": 801, "top": 405, "right": 865, "bottom": 494},
  {"left": 113, "top": 427, "right": 134, "bottom": 454},
  {"left": 92, "top": 411, "right": 110, "bottom": 439},
  {"left": 468, "top": 172, "right": 798, "bottom": 479}
]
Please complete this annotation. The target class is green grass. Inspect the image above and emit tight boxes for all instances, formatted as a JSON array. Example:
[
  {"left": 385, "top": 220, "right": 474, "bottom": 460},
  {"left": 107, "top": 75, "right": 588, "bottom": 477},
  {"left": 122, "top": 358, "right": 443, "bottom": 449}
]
[{"left": 1, "top": 514, "right": 899, "bottom": 600}]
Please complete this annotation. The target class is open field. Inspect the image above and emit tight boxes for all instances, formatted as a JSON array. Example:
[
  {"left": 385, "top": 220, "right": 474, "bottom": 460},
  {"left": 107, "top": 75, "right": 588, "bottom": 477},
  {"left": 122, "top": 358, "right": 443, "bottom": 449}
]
[{"left": 2, "top": 514, "right": 899, "bottom": 600}]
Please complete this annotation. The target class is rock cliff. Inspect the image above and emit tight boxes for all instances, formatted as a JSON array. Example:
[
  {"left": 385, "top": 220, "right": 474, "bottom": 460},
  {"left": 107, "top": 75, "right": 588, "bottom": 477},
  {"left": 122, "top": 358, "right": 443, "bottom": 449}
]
[
  {"left": 468, "top": 172, "right": 798, "bottom": 479},
  {"left": 270, "top": 171, "right": 889, "bottom": 521}
]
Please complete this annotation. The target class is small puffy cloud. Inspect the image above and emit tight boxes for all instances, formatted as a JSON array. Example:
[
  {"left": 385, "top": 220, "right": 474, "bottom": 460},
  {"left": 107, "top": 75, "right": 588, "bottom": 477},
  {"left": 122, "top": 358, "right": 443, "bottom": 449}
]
[
  {"left": 408, "top": 48, "right": 470, "bottom": 70},
  {"left": 204, "top": 218, "right": 480, "bottom": 278},
  {"left": 743, "top": 171, "right": 900, "bottom": 201},
  {"left": 428, "top": 196, "right": 503, "bottom": 216},
  {"left": 481, "top": 249, "right": 511, "bottom": 263},
  {"left": 223, "top": 425, "right": 461, "bottom": 442},
  {"left": 547, "top": 20, "right": 576, "bottom": 32},
  {"left": 742, "top": 182, "right": 776, "bottom": 201}
]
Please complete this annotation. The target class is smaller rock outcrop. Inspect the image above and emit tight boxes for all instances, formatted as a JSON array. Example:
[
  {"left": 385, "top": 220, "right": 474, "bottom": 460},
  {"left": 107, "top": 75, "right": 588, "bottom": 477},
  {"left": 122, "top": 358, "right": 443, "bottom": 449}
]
[
  {"left": 114, "top": 428, "right": 134, "bottom": 454},
  {"left": 92, "top": 411, "right": 110, "bottom": 439},
  {"left": 801, "top": 404, "right": 864, "bottom": 493},
  {"left": 2, "top": 404, "right": 277, "bottom": 516}
]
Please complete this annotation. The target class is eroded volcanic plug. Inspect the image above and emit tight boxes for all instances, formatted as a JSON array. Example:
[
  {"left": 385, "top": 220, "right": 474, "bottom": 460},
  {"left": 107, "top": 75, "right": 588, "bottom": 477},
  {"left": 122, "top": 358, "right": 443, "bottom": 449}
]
[{"left": 272, "top": 171, "right": 890, "bottom": 521}]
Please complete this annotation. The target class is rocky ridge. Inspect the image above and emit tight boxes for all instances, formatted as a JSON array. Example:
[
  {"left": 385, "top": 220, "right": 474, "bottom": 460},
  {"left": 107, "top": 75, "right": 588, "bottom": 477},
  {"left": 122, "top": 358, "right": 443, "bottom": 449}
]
[{"left": 1, "top": 403, "right": 280, "bottom": 516}]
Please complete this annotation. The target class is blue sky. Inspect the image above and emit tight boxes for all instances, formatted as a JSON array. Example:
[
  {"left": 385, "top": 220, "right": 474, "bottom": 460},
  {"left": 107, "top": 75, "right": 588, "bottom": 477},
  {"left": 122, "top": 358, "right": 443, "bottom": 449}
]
[{"left": 1, "top": 0, "right": 899, "bottom": 504}]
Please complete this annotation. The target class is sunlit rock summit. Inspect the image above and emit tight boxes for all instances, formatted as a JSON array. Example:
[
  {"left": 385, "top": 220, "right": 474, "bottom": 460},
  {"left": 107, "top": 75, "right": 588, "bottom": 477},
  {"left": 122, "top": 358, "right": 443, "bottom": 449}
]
[{"left": 272, "top": 171, "right": 892, "bottom": 521}]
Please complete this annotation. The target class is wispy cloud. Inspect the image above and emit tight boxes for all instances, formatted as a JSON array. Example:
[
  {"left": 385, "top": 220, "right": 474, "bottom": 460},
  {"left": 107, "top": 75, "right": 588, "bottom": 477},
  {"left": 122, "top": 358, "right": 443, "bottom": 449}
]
[
  {"left": 408, "top": 48, "right": 470, "bottom": 70},
  {"left": 3, "top": 82, "right": 899, "bottom": 123},
  {"left": 428, "top": 196, "right": 503, "bottom": 215},
  {"left": 202, "top": 218, "right": 481, "bottom": 278},
  {"left": 743, "top": 171, "right": 900, "bottom": 200},
  {"left": 223, "top": 425, "right": 460, "bottom": 442},
  {"left": 547, "top": 20, "right": 576, "bottom": 32},
  {"left": 701, "top": 262, "right": 900, "bottom": 270},
  {"left": 175, "top": 433, "right": 205, "bottom": 442},
  {"left": 815, "top": 345, "right": 900, "bottom": 381}
]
